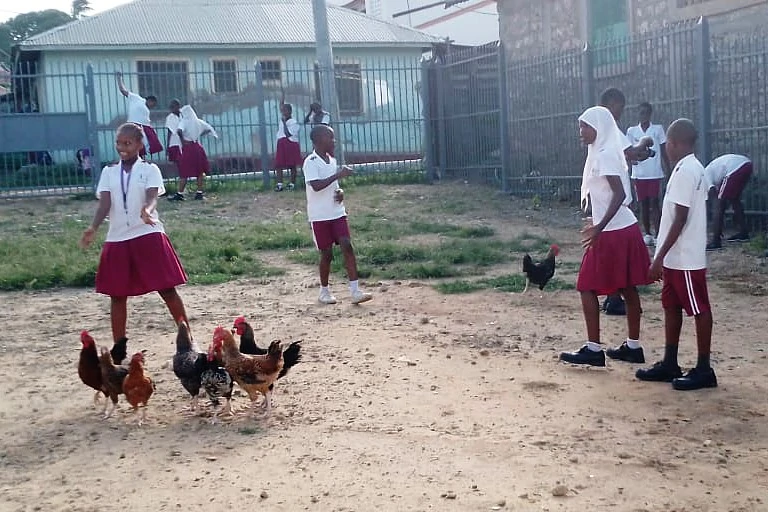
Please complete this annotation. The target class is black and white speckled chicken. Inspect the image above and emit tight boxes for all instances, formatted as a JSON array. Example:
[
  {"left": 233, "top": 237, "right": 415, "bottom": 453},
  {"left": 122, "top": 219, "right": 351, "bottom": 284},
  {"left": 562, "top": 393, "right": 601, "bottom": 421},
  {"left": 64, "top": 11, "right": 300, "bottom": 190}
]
[{"left": 201, "top": 345, "right": 234, "bottom": 420}]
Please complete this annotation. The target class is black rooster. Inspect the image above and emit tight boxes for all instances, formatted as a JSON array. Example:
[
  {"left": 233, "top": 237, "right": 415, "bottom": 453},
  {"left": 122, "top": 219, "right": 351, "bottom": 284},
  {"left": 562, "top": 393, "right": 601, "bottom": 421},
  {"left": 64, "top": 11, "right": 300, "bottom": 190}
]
[
  {"left": 233, "top": 316, "right": 303, "bottom": 382},
  {"left": 522, "top": 244, "right": 560, "bottom": 293}
]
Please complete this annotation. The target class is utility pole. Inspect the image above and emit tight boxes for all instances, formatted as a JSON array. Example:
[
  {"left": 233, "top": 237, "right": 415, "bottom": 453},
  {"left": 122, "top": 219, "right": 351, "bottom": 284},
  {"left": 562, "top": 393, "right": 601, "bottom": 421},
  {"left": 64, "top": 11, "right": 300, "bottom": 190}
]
[{"left": 311, "top": 0, "right": 345, "bottom": 164}]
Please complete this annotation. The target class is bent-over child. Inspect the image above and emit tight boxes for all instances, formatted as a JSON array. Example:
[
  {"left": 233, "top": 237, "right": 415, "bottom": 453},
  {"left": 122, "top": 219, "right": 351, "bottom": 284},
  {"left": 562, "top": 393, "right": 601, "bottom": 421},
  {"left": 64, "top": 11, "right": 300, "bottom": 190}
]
[
  {"left": 704, "top": 153, "right": 753, "bottom": 250},
  {"left": 169, "top": 105, "right": 216, "bottom": 201},
  {"left": 116, "top": 71, "right": 163, "bottom": 157}
]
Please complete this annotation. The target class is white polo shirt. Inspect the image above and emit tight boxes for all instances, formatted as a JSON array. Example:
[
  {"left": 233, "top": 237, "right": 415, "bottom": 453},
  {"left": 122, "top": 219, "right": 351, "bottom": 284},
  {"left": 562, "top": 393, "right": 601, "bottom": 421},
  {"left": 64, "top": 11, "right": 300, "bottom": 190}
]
[
  {"left": 276, "top": 118, "right": 300, "bottom": 142},
  {"left": 303, "top": 151, "right": 346, "bottom": 222},
  {"left": 626, "top": 123, "right": 666, "bottom": 180},
  {"left": 126, "top": 92, "right": 151, "bottom": 126},
  {"left": 705, "top": 154, "right": 751, "bottom": 189},
  {"left": 165, "top": 113, "right": 181, "bottom": 148},
  {"left": 656, "top": 154, "right": 708, "bottom": 270},
  {"left": 96, "top": 160, "right": 166, "bottom": 242}
]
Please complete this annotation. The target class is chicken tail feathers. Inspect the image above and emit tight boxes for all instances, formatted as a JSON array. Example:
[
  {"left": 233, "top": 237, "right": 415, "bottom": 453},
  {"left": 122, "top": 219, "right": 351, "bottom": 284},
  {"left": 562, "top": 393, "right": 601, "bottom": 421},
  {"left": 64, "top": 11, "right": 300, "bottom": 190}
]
[
  {"left": 278, "top": 340, "right": 303, "bottom": 380},
  {"left": 522, "top": 254, "right": 533, "bottom": 274}
]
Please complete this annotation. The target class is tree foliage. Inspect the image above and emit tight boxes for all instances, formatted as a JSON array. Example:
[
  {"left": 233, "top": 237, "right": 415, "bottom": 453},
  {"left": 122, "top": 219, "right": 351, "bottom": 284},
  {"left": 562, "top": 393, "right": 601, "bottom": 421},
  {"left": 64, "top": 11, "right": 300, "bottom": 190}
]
[{"left": 0, "top": 10, "right": 74, "bottom": 65}]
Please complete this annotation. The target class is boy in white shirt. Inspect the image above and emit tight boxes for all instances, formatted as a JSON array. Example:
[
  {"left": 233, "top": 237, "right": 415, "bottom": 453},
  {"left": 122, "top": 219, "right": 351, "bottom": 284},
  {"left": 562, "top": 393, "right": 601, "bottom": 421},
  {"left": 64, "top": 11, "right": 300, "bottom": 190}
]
[
  {"left": 303, "top": 125, "right": 372, "bottom": 305},
  {"left": 637, "top": 119, "right": 716, "bottom": 391},
  {"left": 115, "top": 72, "right": 162, "bottom": 157},
  {"left": 626, "top": 102, "right": 671, "bottom": 246},
  {"left": 165, "top": 99, "right": 183, "bottom": 165},
  {"left": 704, "top": 154, "right": 753, "bottom": 250}
]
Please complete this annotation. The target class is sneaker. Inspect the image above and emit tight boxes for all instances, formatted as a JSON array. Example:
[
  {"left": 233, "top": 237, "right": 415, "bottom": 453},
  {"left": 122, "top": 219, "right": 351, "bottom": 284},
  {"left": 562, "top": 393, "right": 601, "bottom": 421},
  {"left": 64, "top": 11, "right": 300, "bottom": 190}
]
[
  {"left": 643, "top": 234, "right": 655, "bottom": 247},
  {"left": 194, "top": 191, "right": 205, "bottom": 200},
  {"left": 672, "top": 367, "right": 718, "bottom": 391},
  {"left": 318, "top": 289, "right": 337, "bottom": 305},
  {"left": 286, "top": 182, "right": 296, "bottom": 191},
  {"left": 350, "top": 289, "right": 373, "bottom": 305},
  {"left": 559, "top": 345, "right": 606, "bottom": 367},
  {"left": 635, "top": 361, "right": 683, "bottom": 382},
  {"left": 275, "top": 183, "right": 284, "bottom": 192},
  {"left": 706, "top": 240, "right": 722, "bottom": 251},
  {"left": 606, "top": 341, "right": 645, "bottom": 363},
  {"left": 726, "top": 232, "right": 749, "bottom": 243},
  {"left": 168, "top": 192, "right": 185, "bottom": 201}
]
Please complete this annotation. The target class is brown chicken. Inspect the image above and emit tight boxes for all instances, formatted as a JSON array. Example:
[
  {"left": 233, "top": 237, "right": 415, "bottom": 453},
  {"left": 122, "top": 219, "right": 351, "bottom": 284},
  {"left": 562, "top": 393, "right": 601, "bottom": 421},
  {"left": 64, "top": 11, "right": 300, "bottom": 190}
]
[
  {"left": 98, "top": 346, "right": 129, "bottom": 419},
  {"left": 211, "top": 326, "right": 283, "bottom": 415},
  {"left": 122, "top": 352, "right": 155, "bottom": 426},
  {"left": 78, "top": 331, "right": 129, "bottom": 408}
]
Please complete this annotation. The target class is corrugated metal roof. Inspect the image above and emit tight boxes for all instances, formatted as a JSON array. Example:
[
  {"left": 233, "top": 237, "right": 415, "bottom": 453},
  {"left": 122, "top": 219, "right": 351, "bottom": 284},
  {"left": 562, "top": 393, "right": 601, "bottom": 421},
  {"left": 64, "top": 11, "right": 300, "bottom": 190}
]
[{"left": 19, "top": 0, "right": 440, "bottom": 50}]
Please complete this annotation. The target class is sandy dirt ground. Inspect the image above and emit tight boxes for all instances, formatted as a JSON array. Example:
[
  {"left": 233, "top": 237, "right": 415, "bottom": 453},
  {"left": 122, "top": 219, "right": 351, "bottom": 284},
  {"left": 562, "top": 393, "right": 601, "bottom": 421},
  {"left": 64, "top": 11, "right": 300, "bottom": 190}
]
[{"left": 1, "top": 184, "right": 767, "bottom": 512}]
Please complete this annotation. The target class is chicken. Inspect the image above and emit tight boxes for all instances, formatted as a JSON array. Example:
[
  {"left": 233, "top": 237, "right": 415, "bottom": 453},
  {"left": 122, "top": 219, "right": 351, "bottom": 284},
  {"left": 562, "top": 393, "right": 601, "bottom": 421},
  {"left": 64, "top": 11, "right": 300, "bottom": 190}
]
[
  {"left": 78, "top": 332, "right": 129, "bottom": 407},
  {"left": 211, "top": 326, "right": 283, "bottom": 415},
  {"left": 172, "top": 319, "right": 207, "bottom": 413},
  {"left": 522, "top": 244, "right": 560, "bottom": 293},
  {"left": 98, "top": 346, "right": 129, "bottom": 419},
  {"left": 202, "top": 343, "right": 235, "bottom": 422},
  {"left": 233, "top": 316, "right": 303, "bottom": 381},
  {"left": 122, "top": 352, "right": 155, "bottom": 426}
]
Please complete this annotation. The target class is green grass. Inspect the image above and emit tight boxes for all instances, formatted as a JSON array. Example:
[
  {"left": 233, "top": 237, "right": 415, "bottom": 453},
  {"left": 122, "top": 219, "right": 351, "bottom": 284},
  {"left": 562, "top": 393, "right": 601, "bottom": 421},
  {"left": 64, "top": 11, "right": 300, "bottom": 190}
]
[{"left": 435, "top": 274, "right": 575, "bottom": 295}]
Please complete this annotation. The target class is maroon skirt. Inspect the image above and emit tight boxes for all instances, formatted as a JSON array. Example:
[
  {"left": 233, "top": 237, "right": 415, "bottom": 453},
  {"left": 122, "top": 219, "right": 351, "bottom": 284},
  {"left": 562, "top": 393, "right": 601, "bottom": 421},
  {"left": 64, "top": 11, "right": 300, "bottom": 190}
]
[
  {"left": 167, "top": 145, "right": 182, "bottom": 163},
  {"left": 178, "top": 141, "right": 210, "bottom": 179},
  {"left": 138, "top": 125, "right": 164, "bottom": 157},
  {"left": 274, "top": 138, "right": 302, "bottom": 168},
  {"left": 96, "top": 232, "right": 188, "bottom": 297},
  {"left": 577, "top": 223, "right": 652, "bottom": 295}
]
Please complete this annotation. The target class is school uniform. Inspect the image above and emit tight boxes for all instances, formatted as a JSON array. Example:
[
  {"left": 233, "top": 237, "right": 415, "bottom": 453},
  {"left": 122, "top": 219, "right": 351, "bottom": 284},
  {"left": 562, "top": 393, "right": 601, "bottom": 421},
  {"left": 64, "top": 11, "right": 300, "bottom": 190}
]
[
  {"left": 705, "top": 154, "right": 752, "bottom": 201},
  {"left": 177, "top": 105, "right": 213, "bottom": 179},
  {"left": 303, "top": 151, "right": 349, "bottom": 250},
  {"left": 657, "top": 154, "right": 710, "bottom": 316},
  {"left": 95, "top": 160, "right": 187, "bottom": 297},
  {"left": 126, "top": 92, "right": 163, "bottom": 157},
  {"left": 627, "top": 123, "right": 667, "bottom": 201},
  {"left": 307, "top": 111, "right": 333, "bottom": 157},
  {"left": 165, "top": 112, "right": 182, "bottom": 163},
  {"left": 274, "top": 118, "right": 302, "bottom": 169}
]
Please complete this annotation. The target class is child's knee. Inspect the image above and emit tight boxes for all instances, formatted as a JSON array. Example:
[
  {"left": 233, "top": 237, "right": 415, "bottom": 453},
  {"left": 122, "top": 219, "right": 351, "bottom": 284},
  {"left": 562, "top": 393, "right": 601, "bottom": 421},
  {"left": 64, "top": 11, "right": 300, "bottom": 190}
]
[
  {"left": 320, "top": 248, "right": 333, "bottom": 261},
  {"left": 339, "top": 238, "right": 353, "bottom": 251},
  {"left": 158, "top": 288, "right": 178, "bottom": 299}
]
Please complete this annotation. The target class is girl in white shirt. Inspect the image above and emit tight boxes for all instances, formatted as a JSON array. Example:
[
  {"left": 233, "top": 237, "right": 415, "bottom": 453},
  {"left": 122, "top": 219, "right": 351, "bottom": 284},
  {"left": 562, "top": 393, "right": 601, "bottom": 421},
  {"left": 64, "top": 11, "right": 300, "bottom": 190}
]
[
  {"left": 169, "top": 105, "right": 217, "bottom": 201},
  {"left": 80, "top": 123, "right": 189, "bottom": 345},
  {"left": 274, "top": 91, "right": 302, "bottom": 191},
  {"left": 560, "top": 106, "right": 651, "bottom": 368},
  {"left": 165, "top": 99, "right": 183, "bottom": 165},
  {"left": 116, "top": 72, "right": 163, "bottom": 158}
]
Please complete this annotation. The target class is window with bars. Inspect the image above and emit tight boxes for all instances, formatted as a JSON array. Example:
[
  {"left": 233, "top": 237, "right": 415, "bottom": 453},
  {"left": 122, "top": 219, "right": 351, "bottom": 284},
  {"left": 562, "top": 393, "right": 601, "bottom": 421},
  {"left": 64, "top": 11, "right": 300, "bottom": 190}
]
[
  {"left": 212, "top": 59, "right": 238, "bottom": 93},
  {"left": 136, "top": 61, "right": 189, "bottom": 106},
  {"left": 257, "top": 59, "right": 282, "bottom": 84},
  {"left": 589, "top": 0, "right": 629, "bottom": 66},
  {"left": 314, "top": 63, "right": 363, "bottom": 115}
]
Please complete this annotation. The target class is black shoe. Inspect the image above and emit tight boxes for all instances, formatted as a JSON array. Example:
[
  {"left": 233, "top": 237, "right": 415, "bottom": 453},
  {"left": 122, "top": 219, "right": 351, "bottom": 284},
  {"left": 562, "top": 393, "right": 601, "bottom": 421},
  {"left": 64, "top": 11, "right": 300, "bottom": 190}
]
[
  {"left": 672, "top": 367, "right": 718, "bottom": 391},
  {"left": 194, "top": 191, "right": 205, "bottom": 200},
  {"left": 706, "top": 240, "right": 722, "bottom": 251},
  {"left": 636, "top": 361, "right": 683, "bottom": 382},
  {"left": 559, "top": 345, "right": 606, "bottom": 367},
  {"left": 726, "top": 232, "right": 749, "bottom": 243},
  {"left": 168, "top": 192, "right": 185, "bottom": 201},
  {"left": 606, "top": 341, "right": 645, "bottom": 363},
  {"left": 602, "top": 296, "right": 626, "bottom": 316}
]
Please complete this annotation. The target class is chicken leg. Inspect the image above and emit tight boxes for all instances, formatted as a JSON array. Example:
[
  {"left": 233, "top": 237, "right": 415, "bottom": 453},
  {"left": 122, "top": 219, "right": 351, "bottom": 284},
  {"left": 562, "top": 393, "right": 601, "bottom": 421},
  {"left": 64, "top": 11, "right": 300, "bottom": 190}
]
[
  {"left": 103, "top": 400, "right": 117, "bottom": 420},
  {"left": 523, "top": 279, "right": 530, "bottom": 294},
  {"left": 93, "top": 390, "right": 103, "bottom": 408}
]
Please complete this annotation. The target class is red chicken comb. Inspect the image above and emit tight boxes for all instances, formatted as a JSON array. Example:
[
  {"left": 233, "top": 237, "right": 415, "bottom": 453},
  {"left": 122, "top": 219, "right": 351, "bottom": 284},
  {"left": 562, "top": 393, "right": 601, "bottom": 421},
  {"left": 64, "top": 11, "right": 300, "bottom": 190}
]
[
  {"left": 234, "top": 316, "right": 246, "bottom": 326},
  {"left": 80, "top": 330, "right": 94, "bottom": 344},
  {"left": 550, "top": 244, "right": 560, "bottom": 254}
]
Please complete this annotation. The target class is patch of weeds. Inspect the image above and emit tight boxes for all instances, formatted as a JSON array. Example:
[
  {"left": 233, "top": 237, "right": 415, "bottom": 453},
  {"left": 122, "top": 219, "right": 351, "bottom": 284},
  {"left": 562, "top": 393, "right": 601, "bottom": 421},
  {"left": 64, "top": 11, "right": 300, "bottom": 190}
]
[
  {"left": 434, "top": 273, "right": 575, "bottom": 295},
  {"left": 408, "top": 221, "right": 495, "bottom": 238},
  {"left": 434, "top": 280, "right": 485, "bottom": 294}
]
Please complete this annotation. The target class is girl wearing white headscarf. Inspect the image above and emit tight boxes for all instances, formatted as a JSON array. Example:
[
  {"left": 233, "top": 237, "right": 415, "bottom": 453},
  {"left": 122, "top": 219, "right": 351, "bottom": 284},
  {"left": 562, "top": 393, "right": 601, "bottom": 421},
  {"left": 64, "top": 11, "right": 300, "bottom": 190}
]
[
  {"left": 560, "top": 106, "right": 651, "bottom": 368},
  {"left": 169, "top": 105, "right": 218, "bottom": 201}
]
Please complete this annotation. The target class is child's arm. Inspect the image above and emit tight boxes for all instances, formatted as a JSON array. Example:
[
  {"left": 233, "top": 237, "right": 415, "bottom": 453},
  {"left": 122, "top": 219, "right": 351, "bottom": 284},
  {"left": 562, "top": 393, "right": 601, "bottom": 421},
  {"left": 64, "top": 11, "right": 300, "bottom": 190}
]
[
  {"left": 660, "top": 143, "right": 672, "bottom": 176},
  {"left": 649, "top": 204, "right": 689, "bottom": 281},
  {"left": 581, "top": 176, "right": 625, "bottom": 249},
  {"left": 177, "top": 128, "right": 186, "bottom": 144},
  {"left": 307, "top": 166, "right": 353, "bottom": 192},
  {"left": 80, "top": 193, "right": 111, "bottom": 248},
  {"left": 115, "top": 71, "right": 129, "bottom": 98},
  {"left": 304, "top": 109, "right": 312, "bottom": 124},
  {"left": 141, "top": 188, "right": 159, "bottom": 225}
]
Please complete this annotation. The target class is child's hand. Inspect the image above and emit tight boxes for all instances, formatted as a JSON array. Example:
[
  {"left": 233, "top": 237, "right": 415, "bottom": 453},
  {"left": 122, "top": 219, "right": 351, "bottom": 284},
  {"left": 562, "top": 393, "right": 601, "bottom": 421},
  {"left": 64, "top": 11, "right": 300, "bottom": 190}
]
[
  {"left": 334, "top": 188, "right": 344, "bottom": 203},
  {"left": 141, "top": 207, "right": 156, "bottom": 225},
  {"left": 115, "top": 71, "right": 122, "bottom": 78},
  {"left": 80, "top": 227, "right": 96, "bottom": 249},
  {"left": 648, "top": 257, "right": 664, "bottom": 282},
  {"left": 338, "top": 166, "right": 354, "bottom": 179},
  {"left": 580, "top": 221, "right": 601, "bottom": 250}
]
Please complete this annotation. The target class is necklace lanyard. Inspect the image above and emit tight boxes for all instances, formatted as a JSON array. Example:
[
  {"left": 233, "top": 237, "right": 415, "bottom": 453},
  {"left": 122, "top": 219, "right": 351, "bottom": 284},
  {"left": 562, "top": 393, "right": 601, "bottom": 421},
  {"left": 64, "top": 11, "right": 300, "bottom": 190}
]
[{"left": 120, "top": 164, "right": 132, "bottom": 226}]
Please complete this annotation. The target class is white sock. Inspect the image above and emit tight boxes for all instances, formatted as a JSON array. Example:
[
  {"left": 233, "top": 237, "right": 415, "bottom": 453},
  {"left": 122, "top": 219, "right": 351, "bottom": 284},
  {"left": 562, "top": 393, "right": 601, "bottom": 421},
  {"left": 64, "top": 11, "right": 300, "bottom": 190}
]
[
  {"left": 626, "top": 338, "right": 641, "bottom": 349},
  {"left": 320, "top": 285, "right": 329, "bottom": 294},
  {"left": 586, "top": 341, "right": 603, "bottom": 352},
  {"left": 349, "top": 280, "right": 359, "bottom": 293}
]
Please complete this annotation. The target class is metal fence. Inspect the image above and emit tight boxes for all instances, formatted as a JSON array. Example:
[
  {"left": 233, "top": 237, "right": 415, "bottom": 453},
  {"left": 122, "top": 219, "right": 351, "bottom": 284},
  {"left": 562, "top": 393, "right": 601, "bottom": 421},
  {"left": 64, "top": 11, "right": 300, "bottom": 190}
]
[
  {"left": 0, "top": 56, "right": 426, "bottom": 197},
  {"left": 424, "top": 17, "right": 768, "bottom": 216}
]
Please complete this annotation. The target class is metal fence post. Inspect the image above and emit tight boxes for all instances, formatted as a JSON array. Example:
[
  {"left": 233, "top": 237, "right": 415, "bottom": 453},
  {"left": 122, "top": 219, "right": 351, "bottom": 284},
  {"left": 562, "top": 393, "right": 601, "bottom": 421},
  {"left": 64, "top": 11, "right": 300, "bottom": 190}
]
[
  {"left": 497, "top": 42, "right": 511, "bottom": 193},
  {"left": 695, "top": 16, "right": 712, "bottom": 164},
  {"left": 581, "top": 42, "right": 594, "bottom": 109},
  {"left": 254, "top": 63, "right": 271, "bottom": 190},
  {"left": 85, "top": 63, "right": 101, "bottom": 193},
  {"left": 420, "top": 59, "right": 435, "bottom": 182},
  {"left": 436, "top": 59, "right": 448, "bottom": 180}
]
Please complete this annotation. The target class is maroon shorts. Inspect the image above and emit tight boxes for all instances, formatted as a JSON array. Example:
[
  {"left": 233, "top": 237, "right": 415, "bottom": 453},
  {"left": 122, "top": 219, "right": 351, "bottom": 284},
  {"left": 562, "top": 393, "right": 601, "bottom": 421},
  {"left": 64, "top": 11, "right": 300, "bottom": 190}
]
[
  {"left": 719, "top": 162, "right": 753, "bottom": 200},
  {"left": 577, "top": 223, "right": 652, "bottom": 295},
  {"left": 274, "top": 138, "right": 303, "bottom": 169},
  {"left": 167, "top": 145, "right": 182, "bottom": 163},
  {"left": 96, "top": 232, "right": 188, "bottom": 297},
  {"left": 178, "top": 141, "right": 210, "bottom": 179},
  {"left": 311, "top": 216, "right": 351, "bottom": 251},
  {"left": 662, "top": 268, "right": 710, "bottom": 316},
  {"left": 138, "top": 125, "right": 164, "bottom": 157},
  {"left": 634, "top": 179, "right": 662, "bottom": 202}
]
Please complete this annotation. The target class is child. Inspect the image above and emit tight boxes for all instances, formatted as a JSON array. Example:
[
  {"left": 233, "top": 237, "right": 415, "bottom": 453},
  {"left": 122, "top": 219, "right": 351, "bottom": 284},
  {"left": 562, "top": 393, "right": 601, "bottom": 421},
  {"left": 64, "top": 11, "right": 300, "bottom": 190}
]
[
  {"left": 116, "top": 71, "right": 163, "bottom": 158},
  {"left": 274, "top": 91, "right": 302, "bottom": 191},
  {"left": 636, "top": 119, "right": 716, "bottom": 390},
  {"left": 76, "top": 148, "right": 92, "bottom": 177},
  {"left": 626, "top": 102, "right": 671, "bottom": 246},
  {"left": 304, "top": 102, "right": 331, "bottom": 126},
  {"left": 169, "top": 105, "right": 216, "bottom": 201},
  {"left": 80, "top": 123, "right": 189, "bottom": 344},
  {"left": 165, "top": 99, "right": 182, "bottom": 166},
  {"left": 560, "top": 106, "right": 650, "bottom": 367},
  {"left": 704, "top": 154, "right": 753, "bottom": 250},
  {"left": 303, "top": 125, "right": 372, "bottom": 305}
]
